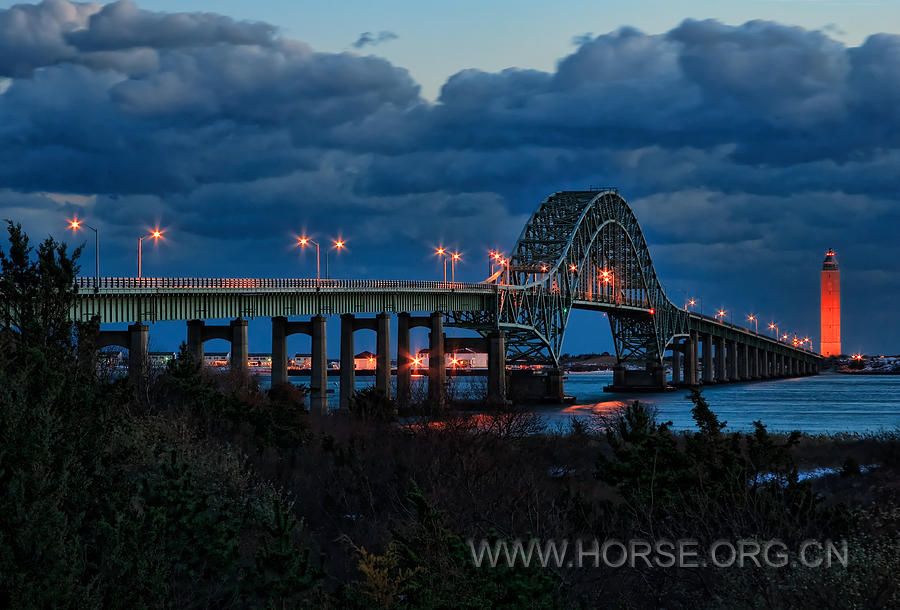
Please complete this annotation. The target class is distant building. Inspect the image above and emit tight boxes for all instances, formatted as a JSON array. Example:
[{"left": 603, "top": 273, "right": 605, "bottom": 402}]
[
  {"left": 204, "top": 352, "right": 229, "bottom": 367},
  {"left": 414, "top": 348, "right": 487, "bottom": 369},
  {"left": 291, "top": 353, "right": 312, "bottom": 369},
  {"left": 354, "top": 351, "right": 377, "bottom": 370},
  {"left": 248, "top": 353, "right": 272, "bottom": 369},
  {"left": 821, "top": 249, "right": 841, "bottom": 356},
  {"left": 448, "top": 347, "right": 487, "bottom": 369}
]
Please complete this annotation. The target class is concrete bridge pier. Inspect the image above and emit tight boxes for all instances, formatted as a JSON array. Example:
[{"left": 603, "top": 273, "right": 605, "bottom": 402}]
[
  {"left": 230, "top": 318, "right": 248, "bottom": 373},
  {"left": 684, "top": 332, "right": 699, "bottom": 386},
  {"left": 715, "top": 336, "right": 727, "bottom": 382},
  {"left": 487, "top": 331, "right": 507, "bottom": 405},
  {"left": 98, "top": 323, "right": 149, "bottom": 384},
  {"left": 340, "top": 314, "right": 356, "bottom": 411},
  {"left": 671, "top": 342, "right": 682, "bottom": 385},
  {"left": 740, "top": 343, "right": 750, "bottom": 381},
  {"left": 726, "top": 339, "right": 738, "bottom": 381},
  {"left": 701, "top": 333, "right": 713, "bottom": 384},
  {"left": 428, "top": 312, "right": 445, "bottom": 407},
  {"left": 128, "top": 323, "right": 148, "bottom": 383},
  {"left": 186, "top": 319, "right": 204, "bottom": 363},
  {"left": 396, "top": 313, "right": 411, "bottom": 407},
  {"left": 376, "top": 313, "right": 391, "bottom": 397},
  {"left": 271, "top": 316, "right": 287, "bottom": 385},
  {"left": 309, "top": 315, "right": 327, "bottom": 415}
]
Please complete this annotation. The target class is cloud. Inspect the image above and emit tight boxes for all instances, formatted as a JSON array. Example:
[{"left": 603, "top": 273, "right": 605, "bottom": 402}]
[
  {"left": 1, "top": 2, "right": 900, "bottom": 350},
  {"left": 352, "top": 30, "right": 398, "bottom": 49}
]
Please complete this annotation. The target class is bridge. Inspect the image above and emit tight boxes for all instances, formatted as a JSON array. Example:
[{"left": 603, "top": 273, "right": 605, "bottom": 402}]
[{"left": 74, "top": 189, "right": 821, "bottom": 412}]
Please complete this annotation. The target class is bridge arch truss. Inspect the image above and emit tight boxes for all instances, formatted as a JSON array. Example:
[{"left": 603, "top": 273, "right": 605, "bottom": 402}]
[{"left": 496, "top": 190, "right": 688, "bottom": 366}]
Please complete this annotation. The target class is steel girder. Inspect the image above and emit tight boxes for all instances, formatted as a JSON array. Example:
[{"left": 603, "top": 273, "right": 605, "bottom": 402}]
[{"left": 496, "top": 190, "right": 688, "bottom": 367}]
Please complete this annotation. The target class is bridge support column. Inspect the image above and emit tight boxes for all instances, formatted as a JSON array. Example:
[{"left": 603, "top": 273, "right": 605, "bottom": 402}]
[
  {"left": 740, "top": 343, "right": 750, "bottom": 381},
  {"left": 271, "top": 316, "right": 288, "bottom": 386},
  {"left": 128, "top": 323, "right": 149, "bottom": 384},
  {"left": 396, "top": 313, "right": 411, "bottom": 408},
  {"left": 777, "top": 353, "right": 785, "bottom": 377},
  {"left": 751, "top": 346, "right": 760, "bottom": 379},
  {"left": 428, "top": 312, "right": 445, "bottom": 407},
  {"left": 715, "top": 336, "right": 727, "bottom": 382},
  {"left": 727, "top": 340, "right": 738, "bottom": 381},
  {"left": 487, "top": 331, "right": 506, "bottom": 405},
  {"left": 671, "top": 344, "right": 682, "bottom": 386},
  {"left": 764, "top": 351, "right": 773, "bottom": 378},
  {"left": 702, "top": 333, "right": 713, "bottom": 384},
  {"left": 340, "top": 314, "right": 355, "bottom": 411},
  {"left": 685, "top": 332, "right": 698, "bottom": 386},
  {"left": 230, "top": 318, "right": 248, "bottom": 373},
  {"left": 310, "top": 315, "right": 328, "bottom": 415},
  {"left": 186, "top": 319, "right": 205, "bottom": 364},
  {"left": 376, "top": 313, "right": 391, "bottom": 398}
]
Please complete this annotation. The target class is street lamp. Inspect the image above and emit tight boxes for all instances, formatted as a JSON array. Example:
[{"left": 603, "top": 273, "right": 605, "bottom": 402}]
[
  {"left": 435, "top": 247, "right": 448, "bottom": 283},
  {"left": 67, "top": 216, "right": 99, "bottom": 286},
  {"left": 137, "top": 228, "right": 164, "bottom": 278},
  {"left": 747, "top": 313, "right": 759, "bottom": 334},
  {"left": 450, "top": 251, "right": 462, "bottom": 283},
  {"left": 296, "top": 236, "right": 321, "bottom": 284},
  {"left": 769, "top": 322, "right": 779, "bottom": 339},
  {"left": 715, "top": 308, "right": 727, "bottom": 323},
  {"left": 331, "top": 238, "right": 346, "bottom": 278}
]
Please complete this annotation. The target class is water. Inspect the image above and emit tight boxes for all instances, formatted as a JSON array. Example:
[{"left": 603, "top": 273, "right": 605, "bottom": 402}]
[
  {"left": 548, "top": 371, "right": 900, "bottom": 434},
  {"left": 256, "top": 371, "right": 900, "bottom": 434}
]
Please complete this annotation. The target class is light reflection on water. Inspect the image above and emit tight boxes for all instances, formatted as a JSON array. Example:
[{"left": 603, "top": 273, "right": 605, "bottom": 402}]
[{"left": 257, "top": 371, "right": 900, "bottom": 434}]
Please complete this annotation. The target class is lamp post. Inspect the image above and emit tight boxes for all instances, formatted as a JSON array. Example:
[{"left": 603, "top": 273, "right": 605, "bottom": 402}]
[
  {"left": 67, "top": 217, "right": 99, "bottom": 286},
  {"left": 747, "top": 313, "right": 759, "bottom": 334},
  {"left": 297, "top": 236, "right": 320, "bottom": 284},
  {"left": 331, "top": 238, "right": 346, "bottom": 278},
  {"left": 435, "top": 247, "right": 448, "bottom": 283},
  {"left": 769, "top": 322, "right": 779, "bottom": 340},
  {"left": 450, "top": 251, "right": 461, "bottom": 283},
  {"left": 715, "top": 308, "right": 727, "bottom": 324},
  {"left": 138, "top": 228, "right": 164, "bottom": 279}
]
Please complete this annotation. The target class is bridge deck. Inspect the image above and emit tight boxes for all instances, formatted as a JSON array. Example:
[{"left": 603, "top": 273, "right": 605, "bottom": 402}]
[{"left": 72, "top": 277, "right": 498, "bottom": 323}]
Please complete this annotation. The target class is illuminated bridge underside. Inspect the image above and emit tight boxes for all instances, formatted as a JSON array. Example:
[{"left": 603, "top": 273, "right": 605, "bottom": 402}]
[{"left": 72, "top": 278, "right": 496, "bottom": 324}]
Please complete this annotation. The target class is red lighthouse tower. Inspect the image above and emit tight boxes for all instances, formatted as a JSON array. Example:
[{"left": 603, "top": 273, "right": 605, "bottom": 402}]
[{"left": 820, "top": 249, "right": 841, "bottom": 356}]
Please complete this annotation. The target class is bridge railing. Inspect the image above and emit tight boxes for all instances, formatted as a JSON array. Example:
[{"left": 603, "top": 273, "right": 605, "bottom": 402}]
[
  {"left": 689, "top": 312, "right": 819, "bottom": 356},
  {"left": 74, "top": 277, "right": 494, "bottom": 292}
]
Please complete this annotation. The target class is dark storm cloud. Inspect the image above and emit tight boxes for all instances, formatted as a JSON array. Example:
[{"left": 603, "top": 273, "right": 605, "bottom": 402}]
[
  {"left": 2, "top": 2, "right": 900, "bottom": 349},
  {"left": 65, "top": 0, "right": 277, "bottom": 52},
  {"left": 352, "top": 30, "right": 398, "bottom": 49}
]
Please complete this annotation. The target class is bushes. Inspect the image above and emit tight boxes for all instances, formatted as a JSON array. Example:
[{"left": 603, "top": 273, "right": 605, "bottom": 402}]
[
  {"left": 0, "top": 224, "right": 321, "bottom": 607},
  {"left": 343, "top": 486, "right": 562, "bottom": 609},
  {"left": 349, "top": 387, "right": 397, "bottom": 422}
]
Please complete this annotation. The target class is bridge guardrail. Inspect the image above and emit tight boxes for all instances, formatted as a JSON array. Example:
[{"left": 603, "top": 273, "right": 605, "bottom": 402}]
[
  {"left": 75, "top": 277, "right": 495, "bottom": 292},
  {"left": 689, "top": 312, "right": 819, "bottom": 356}
]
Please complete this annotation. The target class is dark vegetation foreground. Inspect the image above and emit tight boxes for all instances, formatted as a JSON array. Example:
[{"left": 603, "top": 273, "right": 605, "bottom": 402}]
[{"left": 2, "top": 223, "right": 899, "bottom": 608}]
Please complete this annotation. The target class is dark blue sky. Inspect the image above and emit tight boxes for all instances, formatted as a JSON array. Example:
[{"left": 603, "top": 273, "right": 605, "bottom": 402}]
[{"left": 2, "top": 1, "right": 899, "bottom": 356}]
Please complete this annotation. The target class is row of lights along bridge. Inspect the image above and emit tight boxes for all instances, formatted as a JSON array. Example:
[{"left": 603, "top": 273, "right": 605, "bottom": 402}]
[{"left": 66, "top": 216, "right": 814, "bottom": 349}]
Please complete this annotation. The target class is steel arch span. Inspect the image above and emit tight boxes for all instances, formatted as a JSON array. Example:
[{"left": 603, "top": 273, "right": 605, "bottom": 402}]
[{"left": 492, "top": 189, "right": 689, "bottom": 367}]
